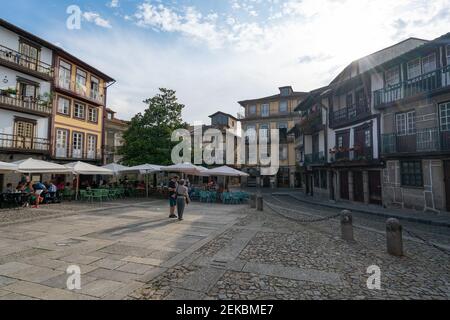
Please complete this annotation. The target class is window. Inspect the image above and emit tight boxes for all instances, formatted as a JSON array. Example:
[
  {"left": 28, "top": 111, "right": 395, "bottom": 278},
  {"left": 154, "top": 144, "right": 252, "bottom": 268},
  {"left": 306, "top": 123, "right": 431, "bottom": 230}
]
[
  {"left": 279, "top": 145, "right": 288, "bottom": 160},
  {"left": 15, "top": 120, "right": 34, "bottom": 139},
  {"left": 440, "top": 102, "right": 450, "bottom": 132},
  {"left": 76, "top": 69, "right": 87, "bottom": 96},
  {"left": 385, "top": 66, "right": 400, "bottom": 86},
  {"left": 422, "top": 53, "right": 436, "bottom": 74},
  {"left": 320, "top": 170, "right": 328, "bottom": 189},
  {"left": 57, "top": 97, "right": 70, "bottom": 115},
  {"left": 19, "top": 42, "right": 39, "bottom": 70},
  {"left": 407, "top": 58, "right": 421, "bottom": 79},
  {"left": 364, "top": 129, "right": 371, "bottom": 147},
  {"left": 87, "top": 135, "right": 97, "bottom": 159},
  {"left": 55, "top": 129, "right": 68, "bottom": 158},
  {"left": 338, "top": 136, "right": 344, "bottom": 148},
  {"left": 396, "top": 111, "right": 416, "bottom": 136},
  {"left": 90, "top": 76, "right": 100, "bottom": 101},
  {"left": 260, "top": 124, "right": 270, "bottom": 138},
  {"left": 245, "top": 125, "right": 256, "bottom": 140},
  {"left": 18, "top": 82, "right": 38, "bottom": 99},
  {"left": 279, "top": 101, "right": 288, "bottom": 113},
  {"left": 88, "top": 107, "right": 98, "bottom": 122},
  {"left": 249, "top": 105, "right": 256, "bottom": 115},
  {"left": 280, "top": 87, "right": 291, "bottom": 96},
  {"left": 107, "top": 112, "right": 113, "bottom": 120},
  {"left": 261, "top": 104, "right": 270, "bottom": 117},
  {"left": 73, "top": 102, "right": 85, "bottom": 119},
  {"left": 58, "top": 60, "right": 72, "bottom": 90},
  {"left": 72, "top": 132, "right": 83, "bottom": 159},
  {"left": 447, "top": 45, "right": 450, "bottom": 65},
  {"left": 401, "top": 161, "right": 423, "bottom": 187}
]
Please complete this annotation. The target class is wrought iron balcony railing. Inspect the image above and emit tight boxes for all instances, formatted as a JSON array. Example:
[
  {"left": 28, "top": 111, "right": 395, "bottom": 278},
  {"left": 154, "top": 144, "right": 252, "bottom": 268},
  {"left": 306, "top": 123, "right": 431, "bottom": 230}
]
[
  {"left": 0, "top": 45, "right": 53, "bottom": 78},
  {"left": 331, "top": 99, "right": 371, "bottom": 127},
  {"left": 304, "top": 151, "right": 326, "bottom": 165},
  {"left": 0, "top": 91, "right": 52, "bottom": 115},
  {"left": 55, "top": 78, "right": 104, "bottom": 104},
  {"left": 0, "top": 133, "right": 49, "bottom": 152},
  {"left": 382, "top": 127, "right": 450, "bottom": 154},
  {"left": 54, "top": 148, "right": 102, "bottom": 161},
  {"left": 374, "top": 66, "right": 450, "bottom": 107}
]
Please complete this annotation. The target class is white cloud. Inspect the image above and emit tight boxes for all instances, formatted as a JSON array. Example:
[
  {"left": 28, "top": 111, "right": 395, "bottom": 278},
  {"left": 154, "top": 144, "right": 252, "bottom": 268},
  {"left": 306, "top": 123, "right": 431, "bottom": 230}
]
[
  {"left": 108, "top": 0, "right": 120, "bottom": 8},
  {"left": 48, "top": 0, "right": 450, "bottom": 125},
  {"left": 83, "top": 11, "right": 112, "bottom": 28}
]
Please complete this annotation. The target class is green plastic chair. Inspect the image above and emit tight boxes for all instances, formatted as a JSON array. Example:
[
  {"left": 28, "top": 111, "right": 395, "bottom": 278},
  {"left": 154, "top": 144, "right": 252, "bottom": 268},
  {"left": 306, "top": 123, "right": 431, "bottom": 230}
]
[
  {"left": 79, "top": 190, "right": 92, "bottom": 202},
  {"left": 90, "top": 189, "right": 103, "bottom": 203}
]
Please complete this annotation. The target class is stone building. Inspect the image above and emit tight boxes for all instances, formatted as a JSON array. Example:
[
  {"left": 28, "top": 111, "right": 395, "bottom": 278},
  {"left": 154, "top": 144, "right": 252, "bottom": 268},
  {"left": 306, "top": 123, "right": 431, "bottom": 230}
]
[{"left": 104, "top": 108, "right": 128, "bottom": 164}]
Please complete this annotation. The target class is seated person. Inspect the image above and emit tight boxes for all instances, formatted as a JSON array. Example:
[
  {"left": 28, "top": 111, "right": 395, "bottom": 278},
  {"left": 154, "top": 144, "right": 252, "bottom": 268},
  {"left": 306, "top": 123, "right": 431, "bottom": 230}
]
[{"left": 5, "top": 183, "right": 14, "bottom": 193}]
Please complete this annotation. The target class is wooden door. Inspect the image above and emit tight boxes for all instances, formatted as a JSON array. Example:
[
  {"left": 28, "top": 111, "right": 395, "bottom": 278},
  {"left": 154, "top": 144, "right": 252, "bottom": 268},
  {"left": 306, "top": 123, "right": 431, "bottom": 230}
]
[
  {"left": 353, "top": 171, "right": 364, "bottom": 202},
  {"left": 369, "top": 171, "right": 382, "bottom": 205},
  {"left": 444, "top": 161, "right": 450, "bottom": 212},
  {"left": 340, "top": 171, "right": 349, "bottom": 200}
]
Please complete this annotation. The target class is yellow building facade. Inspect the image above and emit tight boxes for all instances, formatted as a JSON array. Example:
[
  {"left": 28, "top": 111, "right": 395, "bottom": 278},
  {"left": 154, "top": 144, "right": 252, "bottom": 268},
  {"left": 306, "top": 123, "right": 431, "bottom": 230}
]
[
  {"left": 51, "top": 53, "right": 114, "bottom": 164},
  {"left": 238, "top": 86, "right": 307, "bottom": 188}
]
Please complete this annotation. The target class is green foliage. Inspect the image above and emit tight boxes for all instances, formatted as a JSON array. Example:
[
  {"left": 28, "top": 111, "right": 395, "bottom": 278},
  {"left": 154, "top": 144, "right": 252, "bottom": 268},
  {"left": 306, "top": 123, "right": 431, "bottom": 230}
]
[{"left": 120, "top": 88, "right": 188, "bottom": 166}]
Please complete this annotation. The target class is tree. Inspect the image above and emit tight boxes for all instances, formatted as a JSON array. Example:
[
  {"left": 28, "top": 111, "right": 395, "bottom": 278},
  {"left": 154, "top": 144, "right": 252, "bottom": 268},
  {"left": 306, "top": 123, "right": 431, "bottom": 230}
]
[{"left": 119, "top": 88, "right": 187, "bottom": 166}]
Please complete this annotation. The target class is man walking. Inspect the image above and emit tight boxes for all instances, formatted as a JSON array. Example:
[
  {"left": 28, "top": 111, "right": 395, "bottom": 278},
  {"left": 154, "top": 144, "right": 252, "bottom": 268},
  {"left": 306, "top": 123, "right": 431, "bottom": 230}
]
[{"left": 168, "top": 176, "right": 179, "bottom": 218}]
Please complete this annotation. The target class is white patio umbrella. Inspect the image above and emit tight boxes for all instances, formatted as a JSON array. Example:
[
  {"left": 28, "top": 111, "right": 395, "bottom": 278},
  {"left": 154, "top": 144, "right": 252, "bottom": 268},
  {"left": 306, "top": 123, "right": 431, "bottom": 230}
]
[
  {"left": 207, "top": 166, "right": 249, "bottom": 177},
  {"left": 162, "top": 162, "right": 207, "bottom": 176},
  {"left": 65, "top": 162, "right": 114, "bottom": 200},
  {"left": 13, "top": 158, "right": 72, "bottom": 174},
  {"left": 121, "top": 164, "right": 163, "bottom": 197},
  {"left": 0, "top": 161, "right": 18, "bottom": 173},
  {"left": 102, "top": 163, "right": 129, "bottom": 175},
  {"left": 207, "top": 166, "right": 248, "bottom": 189}
]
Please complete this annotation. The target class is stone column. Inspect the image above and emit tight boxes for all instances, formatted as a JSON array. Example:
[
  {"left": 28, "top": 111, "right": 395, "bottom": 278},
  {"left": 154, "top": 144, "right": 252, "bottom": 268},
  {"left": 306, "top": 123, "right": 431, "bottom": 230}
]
[
  {"left": 348, "top": 171, "right": 354, "bottom": 202},
  {"left": 335, "top": 170, "right": 341, "bottom": 201},
  {"left": 386, "top": 218, "right": 403, "bottom": 256},
  {"left": 363, "top": 170, "right": 370, "bottom": 205}
]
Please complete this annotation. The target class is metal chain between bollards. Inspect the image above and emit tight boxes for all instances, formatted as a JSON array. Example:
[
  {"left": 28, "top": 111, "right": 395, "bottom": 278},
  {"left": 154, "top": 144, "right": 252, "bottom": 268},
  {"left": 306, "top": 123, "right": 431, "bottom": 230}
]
[
  {"left": 265, "top": 201, "right": 341, "bottom": 223},
  {"left": 403, "top": 228, "right": 450, "bottom": 256}
]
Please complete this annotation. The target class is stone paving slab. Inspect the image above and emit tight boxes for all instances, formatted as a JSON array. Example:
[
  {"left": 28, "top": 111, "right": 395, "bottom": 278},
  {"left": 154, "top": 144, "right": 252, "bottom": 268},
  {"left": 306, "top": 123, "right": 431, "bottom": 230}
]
[
  {"left": 85, "top": 268, "right": 138, "bottom": 283},
  {"left": 166, "top": 288, "right": 206, "bottom": 300},
  {"left": 242, "top": 262, "right": 343, "bottom": 286},
  {"left": 175, "top": 267, "right": 226, "bottom": 293},
  {"left": 79, "top": 279, "right": 125, "bottom": 298}
]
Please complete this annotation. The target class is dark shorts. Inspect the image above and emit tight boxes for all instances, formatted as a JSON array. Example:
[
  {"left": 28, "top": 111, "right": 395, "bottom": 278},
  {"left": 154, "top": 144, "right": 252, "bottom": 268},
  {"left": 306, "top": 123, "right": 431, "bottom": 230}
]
[{"left": 169, "top": 196, "right": 177, "bottom": 207}]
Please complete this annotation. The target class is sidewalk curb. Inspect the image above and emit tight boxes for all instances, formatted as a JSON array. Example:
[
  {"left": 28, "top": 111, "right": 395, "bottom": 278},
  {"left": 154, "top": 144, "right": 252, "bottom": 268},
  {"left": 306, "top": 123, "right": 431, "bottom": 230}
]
[{"left": 273, "top": 192, "right": 450, "bottom": 228}]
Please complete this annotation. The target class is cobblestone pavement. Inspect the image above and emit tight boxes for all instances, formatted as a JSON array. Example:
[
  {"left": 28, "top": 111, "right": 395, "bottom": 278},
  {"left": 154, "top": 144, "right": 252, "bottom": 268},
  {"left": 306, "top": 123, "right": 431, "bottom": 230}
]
[
  {"left": 0, "top": 197, "right": 449, "bottom": 300},
  {"left": 132, "top": 196, "right": 450, "bottom": 300}
]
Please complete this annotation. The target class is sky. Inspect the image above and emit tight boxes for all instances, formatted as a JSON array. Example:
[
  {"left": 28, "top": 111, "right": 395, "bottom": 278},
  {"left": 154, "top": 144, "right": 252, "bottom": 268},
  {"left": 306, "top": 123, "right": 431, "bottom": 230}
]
[{"left": 1, "top": 0, "right": 449, "bottom": 124}]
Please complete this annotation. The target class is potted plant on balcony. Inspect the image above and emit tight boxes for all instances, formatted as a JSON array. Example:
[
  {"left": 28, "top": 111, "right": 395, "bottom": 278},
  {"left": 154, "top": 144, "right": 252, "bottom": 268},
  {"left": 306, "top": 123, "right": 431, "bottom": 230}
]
[
  {"left": 2, "top": 87, "right": 17, "bottom": 98},
  {"left": 37, "top": 92, "right": 53, "bottom": 109}
]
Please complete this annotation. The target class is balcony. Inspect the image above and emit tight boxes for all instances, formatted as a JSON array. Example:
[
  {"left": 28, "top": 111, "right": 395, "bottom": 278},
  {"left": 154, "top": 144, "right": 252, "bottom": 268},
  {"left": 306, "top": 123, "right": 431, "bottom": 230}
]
[
  {"left": 374, "top": 66, "right": 450, "bottom": 108},
  {"left": 54, "top": 148, "right": 102, "bottom": 162},
  {"left": 304, "top": 151, "right": 326, "bottom": 165},
  {"left": 0, "top": 45, "right": 53, "bottom": 80},
  {"left": 330, "top": 146, "right": 373, "bottom": 163},
  {"left": 299, "top": 111, "right": 324, "bottom": 134},
  {"left": 331, "top": 99, "right": 371, "bottom": 128},
  {"left": 55, "top": 78, "right": 104, "bottom": 105},
  {"left": 0, "top": 133, "right": 49, "bottom": 153},
  {"left": 0, "top": 91, "right": 52, "bottom": 116},
  {"left": 382, "top": 128, "right": 450, "bottom": 155},
  {"left": 241, "top": 112, "right": 297, "bottom": 121}
]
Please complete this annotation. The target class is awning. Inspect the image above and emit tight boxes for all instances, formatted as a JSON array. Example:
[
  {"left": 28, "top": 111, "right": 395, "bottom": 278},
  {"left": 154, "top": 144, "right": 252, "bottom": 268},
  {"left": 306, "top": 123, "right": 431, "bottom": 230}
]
[
  {"left": 102, "top": 163, "right": 129, "bottom": 175},
  {"left": 65, "top": 161, "right": 114, "bottom": 175},
  {"left": 207, "top": 166, "right": 249, "bottom": 177},
  {"left": 121, "top": 164, "right": 162, "bottom": 174},
  {"left": 161, "top": 163, "right": 207, "bottom": 176},
  {"left": 0, "top": 161, "right": 18, "bottom": 173},
  {"left": 13, "top": 158, "right": 72, "bottom": 174}
]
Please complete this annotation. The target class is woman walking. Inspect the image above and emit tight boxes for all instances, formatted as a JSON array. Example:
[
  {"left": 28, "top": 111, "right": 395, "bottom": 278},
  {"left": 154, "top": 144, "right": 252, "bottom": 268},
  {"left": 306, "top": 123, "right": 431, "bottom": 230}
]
[{"left": 176, "top": 179, "right": 190, "bottom": 221}]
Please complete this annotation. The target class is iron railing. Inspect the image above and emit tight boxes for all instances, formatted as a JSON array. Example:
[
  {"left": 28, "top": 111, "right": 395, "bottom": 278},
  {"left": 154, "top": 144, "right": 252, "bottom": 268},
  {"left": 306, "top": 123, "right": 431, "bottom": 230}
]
[
  {"left": 381, "top": 127, "right": 450, "bottom": 154},
  {"left": 304, "top": 151, "right": 325, "bottom": 165},
  {"left": 0, "top": 92, "right": 52, "bottom": 115},
  {"left": 0, "top": 133, "right": 49, "bottom": 152},
  {"left": 55, "top": 78, "right": 104, "bottom": 104},
  {"left": 374, "top": 66, "right": 450, "bottom": 107},
  {"left": 54, "top": 148, "right": 102, "bottom": 161},
  {"left": 0, "top": 45, "right": 53, "bottom": 77},
  {"left": 331, "top": 99, "right": 371, "bottom": 127}
]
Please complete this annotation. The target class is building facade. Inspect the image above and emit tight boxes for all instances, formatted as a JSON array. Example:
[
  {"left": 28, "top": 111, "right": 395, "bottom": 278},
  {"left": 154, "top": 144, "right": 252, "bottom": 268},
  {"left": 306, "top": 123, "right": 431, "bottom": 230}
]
[
  {"left": 374, "top": 33, "right": 450, "bottom": 212},
  {"left": 294, "top": 34, "right": 450, "bottom": 213},
  {"left": 104, "top": 108, "right": 128, "bottom": 164},
  {"left": 0, "top": 20, "right": 54, "bottom": 164},
  {"left": 52, "top": 51, "right": 114, "bottom": 164},
  {"left": 238, "top": 86, "right": 307, "bottom": 188}
]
